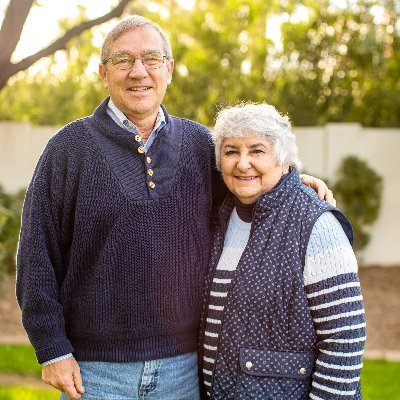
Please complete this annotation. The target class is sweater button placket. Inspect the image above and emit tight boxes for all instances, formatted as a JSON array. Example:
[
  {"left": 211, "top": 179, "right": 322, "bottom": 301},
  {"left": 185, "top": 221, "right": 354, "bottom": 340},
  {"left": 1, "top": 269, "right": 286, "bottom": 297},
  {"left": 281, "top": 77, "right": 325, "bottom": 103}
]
[{"left": 145, "top": 154, "right": 155, "bottom": 189}]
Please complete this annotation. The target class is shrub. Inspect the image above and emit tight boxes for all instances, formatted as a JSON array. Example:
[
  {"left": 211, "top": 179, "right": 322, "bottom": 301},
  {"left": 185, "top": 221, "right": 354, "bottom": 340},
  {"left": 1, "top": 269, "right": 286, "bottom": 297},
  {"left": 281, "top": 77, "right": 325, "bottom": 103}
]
[
  {"left": 0, "top": 185, "right": 26, "bottom": 278},
  {"left": 333, "top": 156, "right": 383, "bottom": 252}
]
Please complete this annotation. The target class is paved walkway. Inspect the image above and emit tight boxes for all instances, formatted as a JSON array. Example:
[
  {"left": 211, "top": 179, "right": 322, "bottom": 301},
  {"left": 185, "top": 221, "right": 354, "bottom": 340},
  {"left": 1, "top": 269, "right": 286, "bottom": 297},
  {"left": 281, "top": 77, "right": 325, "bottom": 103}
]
[{"left": 0, "top": 373, "right": 48, "bottom": 388}]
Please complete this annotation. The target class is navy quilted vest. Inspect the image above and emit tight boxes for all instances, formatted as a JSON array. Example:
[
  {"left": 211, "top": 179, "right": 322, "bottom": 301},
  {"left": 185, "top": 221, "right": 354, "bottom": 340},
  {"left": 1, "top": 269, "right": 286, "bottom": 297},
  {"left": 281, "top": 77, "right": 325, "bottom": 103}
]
[{"left": 200, "top": 169, "right": 353, "bottom": 399}]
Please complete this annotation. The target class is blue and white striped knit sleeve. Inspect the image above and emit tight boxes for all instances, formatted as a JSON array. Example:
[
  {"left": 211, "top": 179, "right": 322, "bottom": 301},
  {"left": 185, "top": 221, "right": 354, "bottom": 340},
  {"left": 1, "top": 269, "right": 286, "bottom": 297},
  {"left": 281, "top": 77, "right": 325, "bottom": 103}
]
[{"left": 304, "top": 212, "right": 365, "bottom": 400}]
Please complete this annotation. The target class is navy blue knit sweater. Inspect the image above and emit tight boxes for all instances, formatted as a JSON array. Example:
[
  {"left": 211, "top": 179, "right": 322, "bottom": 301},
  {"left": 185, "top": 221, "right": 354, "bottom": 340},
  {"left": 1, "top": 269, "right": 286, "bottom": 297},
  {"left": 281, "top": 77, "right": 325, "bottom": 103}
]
[{"left": 16, "top": 99, "right": 218, "bottom": 364}]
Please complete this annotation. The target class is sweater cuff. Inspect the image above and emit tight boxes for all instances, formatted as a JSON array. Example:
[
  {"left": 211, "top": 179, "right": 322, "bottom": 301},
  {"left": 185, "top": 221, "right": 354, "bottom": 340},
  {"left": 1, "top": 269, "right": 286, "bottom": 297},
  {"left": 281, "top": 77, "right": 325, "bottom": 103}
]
[
  {"left": 42, "top": 353, "right": 73, "bottom": 366},
  {"left": 36, "top": 339, "right": 74, "bottom": 364}
]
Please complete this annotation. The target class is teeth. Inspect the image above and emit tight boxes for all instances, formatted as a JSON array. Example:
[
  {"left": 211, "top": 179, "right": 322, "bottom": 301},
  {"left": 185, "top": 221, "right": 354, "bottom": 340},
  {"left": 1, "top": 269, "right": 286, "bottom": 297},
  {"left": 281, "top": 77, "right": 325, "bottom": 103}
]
[{"left": 129, "top": 87, "right": 150, "bottom": 91}]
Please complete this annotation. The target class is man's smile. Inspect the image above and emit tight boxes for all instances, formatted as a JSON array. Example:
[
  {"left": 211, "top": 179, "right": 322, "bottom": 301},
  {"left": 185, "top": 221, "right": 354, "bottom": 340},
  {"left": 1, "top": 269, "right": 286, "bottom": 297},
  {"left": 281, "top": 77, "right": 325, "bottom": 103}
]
[{"left": 128, "top": 86, "right": 152, "bottom": 91}]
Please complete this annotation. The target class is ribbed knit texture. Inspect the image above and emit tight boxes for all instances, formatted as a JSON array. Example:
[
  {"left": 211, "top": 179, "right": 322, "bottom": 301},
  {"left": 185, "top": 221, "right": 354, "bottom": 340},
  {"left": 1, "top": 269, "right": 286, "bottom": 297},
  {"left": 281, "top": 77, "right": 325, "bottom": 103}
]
[
  {"left": 304, "top": 212, "right": 364, "bottom": 399},
  {"left": 233, "top": 197, "right": 255, "bottom": 223},
  {"left": 16, "top": 99, "right": 217, "bottom": 364}
]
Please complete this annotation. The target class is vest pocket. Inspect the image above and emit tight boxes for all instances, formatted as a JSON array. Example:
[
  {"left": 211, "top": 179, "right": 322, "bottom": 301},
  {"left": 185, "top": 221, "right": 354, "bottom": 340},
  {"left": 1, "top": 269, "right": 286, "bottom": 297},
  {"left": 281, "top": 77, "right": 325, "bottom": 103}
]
[{"left": 234, "top": 347, "right": 315, "bottom": 399}]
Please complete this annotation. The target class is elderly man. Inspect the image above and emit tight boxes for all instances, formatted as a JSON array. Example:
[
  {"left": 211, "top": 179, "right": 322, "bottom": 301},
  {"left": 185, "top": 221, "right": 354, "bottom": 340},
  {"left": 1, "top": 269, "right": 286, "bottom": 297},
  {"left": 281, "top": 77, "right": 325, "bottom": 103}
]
[{"left": 16, "top": 15, "right": 333, "bottom": 400}]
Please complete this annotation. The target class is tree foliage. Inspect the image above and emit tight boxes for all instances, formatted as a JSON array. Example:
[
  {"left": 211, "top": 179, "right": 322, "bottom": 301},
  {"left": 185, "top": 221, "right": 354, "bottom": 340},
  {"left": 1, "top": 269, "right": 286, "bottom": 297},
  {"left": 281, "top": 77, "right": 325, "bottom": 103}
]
[
  {"left": 0, "top": 0, "right": 399, "bottom": 126},
  {"left": 0, "top": 18, "right": 107, "bottom": 125},
  {"left": 333, "top": 156, "right": 383, "bottom": 252},
  {"left": 0, "top": 0, "right": 131, "bottom": 91},
  {"left": 268, "top": 0, "right": 400, "bottom": 127},
  {"left": 161, "top": 0, "right": 279, "bottom": 124},
  {"left": 0, "top": 185, "right": 25, "bottom": 277}
]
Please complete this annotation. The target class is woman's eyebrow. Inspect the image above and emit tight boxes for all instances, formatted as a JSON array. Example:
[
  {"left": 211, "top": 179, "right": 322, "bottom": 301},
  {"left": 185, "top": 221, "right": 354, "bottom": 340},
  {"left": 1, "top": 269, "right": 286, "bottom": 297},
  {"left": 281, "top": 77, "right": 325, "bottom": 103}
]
[{"left": 248, "top": 143, "right": 268, "bottom": 148}]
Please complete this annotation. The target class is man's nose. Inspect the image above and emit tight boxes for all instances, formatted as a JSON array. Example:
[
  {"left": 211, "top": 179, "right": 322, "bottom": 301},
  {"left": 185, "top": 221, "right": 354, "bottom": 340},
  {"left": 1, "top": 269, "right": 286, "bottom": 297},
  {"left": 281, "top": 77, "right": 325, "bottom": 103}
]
[{"left": 128, "top": 59, "right": 148, "bottom": 78}]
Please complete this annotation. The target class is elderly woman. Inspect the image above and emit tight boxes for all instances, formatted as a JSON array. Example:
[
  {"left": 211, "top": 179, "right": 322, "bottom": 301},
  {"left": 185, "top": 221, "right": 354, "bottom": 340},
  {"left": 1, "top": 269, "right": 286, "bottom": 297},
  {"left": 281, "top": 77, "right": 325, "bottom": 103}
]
[{"left": 200, "top": 103, "right": 365, "bottom": 399}]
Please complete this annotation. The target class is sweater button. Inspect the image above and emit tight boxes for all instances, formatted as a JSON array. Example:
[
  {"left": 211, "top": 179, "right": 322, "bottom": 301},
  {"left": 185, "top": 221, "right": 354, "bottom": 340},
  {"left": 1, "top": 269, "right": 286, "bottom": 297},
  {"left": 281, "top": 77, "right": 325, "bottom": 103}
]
[
  {"left": 245, "top": 361, "right": 253, "bottom": 369},
  {"left": 299, "top": 367, "right": 306, "bottom": 375},
  {"left": 148, "top": 169, "right": 154, "bottom": 177},
  {"left": 146, "top": 156, "right": 152, "bottom": 164},
  {"left": 138, "top": 146, "right": 145, "bottom": 154},
  {"left": 149, "top": 181, "right": 155, "bottom": 189},
  {"left": 134, "top": 134, "right": 142, "bottom": 142}
]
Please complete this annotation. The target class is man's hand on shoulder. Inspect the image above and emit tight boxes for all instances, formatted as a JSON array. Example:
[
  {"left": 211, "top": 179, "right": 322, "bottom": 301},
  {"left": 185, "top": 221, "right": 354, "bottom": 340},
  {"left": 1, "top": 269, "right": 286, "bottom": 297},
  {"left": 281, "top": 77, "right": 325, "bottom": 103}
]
[
  {"left": 42, "top": 357, "right": 84, "bottom": 399},
  {"left": 300, "top": 173, "right": 336, "bottom": 207}
]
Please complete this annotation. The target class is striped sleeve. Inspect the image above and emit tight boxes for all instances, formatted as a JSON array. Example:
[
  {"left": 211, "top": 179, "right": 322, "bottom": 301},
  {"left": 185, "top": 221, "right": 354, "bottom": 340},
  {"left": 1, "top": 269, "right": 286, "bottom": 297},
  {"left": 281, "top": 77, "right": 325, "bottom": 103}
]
[{"left": 304, "top": 212, "right": 365, "bottom": 400}]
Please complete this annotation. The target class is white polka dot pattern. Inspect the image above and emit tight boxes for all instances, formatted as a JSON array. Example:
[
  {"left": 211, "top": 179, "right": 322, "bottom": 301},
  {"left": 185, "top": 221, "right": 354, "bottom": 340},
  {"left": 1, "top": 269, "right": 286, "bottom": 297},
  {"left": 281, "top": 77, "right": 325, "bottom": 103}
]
[{"left": 199, "top": 169, "right": 364, "bottom": 400}]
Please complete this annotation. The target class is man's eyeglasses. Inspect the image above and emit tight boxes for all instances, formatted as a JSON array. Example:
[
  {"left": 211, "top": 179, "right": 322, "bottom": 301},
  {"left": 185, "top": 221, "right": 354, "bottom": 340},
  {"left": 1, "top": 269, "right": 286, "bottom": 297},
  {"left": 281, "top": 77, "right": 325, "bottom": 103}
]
[{"left": 106, "top": 52, "right": 169, "bottom": 70}]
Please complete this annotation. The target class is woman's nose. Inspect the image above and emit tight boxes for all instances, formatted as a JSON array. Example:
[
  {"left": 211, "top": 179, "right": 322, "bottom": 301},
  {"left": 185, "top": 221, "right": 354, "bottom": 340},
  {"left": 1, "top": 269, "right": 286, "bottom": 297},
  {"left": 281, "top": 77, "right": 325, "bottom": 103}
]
[{"left": 236, "top": 154, "right": 251, "bottom": 172}]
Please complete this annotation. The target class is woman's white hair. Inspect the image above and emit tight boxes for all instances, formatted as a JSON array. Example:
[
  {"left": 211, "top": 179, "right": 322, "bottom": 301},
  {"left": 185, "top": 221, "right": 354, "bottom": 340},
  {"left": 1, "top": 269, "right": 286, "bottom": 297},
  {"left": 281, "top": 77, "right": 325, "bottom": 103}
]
[
  {"left": 100, "top": 15, "right": 173, "bottom": 65},
  {"left": 212, "top": 102, "right": 302, "bottom": 171}
]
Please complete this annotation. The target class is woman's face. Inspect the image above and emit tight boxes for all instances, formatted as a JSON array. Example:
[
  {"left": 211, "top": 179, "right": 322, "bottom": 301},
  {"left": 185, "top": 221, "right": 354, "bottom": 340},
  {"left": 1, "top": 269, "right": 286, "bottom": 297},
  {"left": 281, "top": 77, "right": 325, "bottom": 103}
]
[{"left": 220, "top": 135, "right": 289, "bottom": 204}]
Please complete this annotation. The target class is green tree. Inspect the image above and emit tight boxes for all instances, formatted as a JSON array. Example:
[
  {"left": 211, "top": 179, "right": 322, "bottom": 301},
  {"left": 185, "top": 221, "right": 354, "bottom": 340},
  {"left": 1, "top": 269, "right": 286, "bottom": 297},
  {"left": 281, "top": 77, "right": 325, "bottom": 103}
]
[
  {"left": 150, "top": 0, "right": 279, "bottom": 125},
  {"left": 267, "top": 0, "right": 400, "bottom": 126},
  {"left": 0, "top": 0, "right": 131, "bottom": 91},
  {"left": 0, "top": 185, "right": 25, "bottom": 277},
  {"left": 0, "top": 32, "right": 106, "bottom": 125},
  {"left": 1, "top": 0, "right": 399, "bottom": 126},
  {"left": 333, "top": 156, "right": 383, "bottom": 252}
]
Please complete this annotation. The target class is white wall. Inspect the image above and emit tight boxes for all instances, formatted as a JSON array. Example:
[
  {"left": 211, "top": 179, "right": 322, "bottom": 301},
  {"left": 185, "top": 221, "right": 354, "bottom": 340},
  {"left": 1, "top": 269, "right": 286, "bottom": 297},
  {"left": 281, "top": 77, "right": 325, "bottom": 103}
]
[
  {"left": 0, "top": 122, "right": 58, "bottom": 192},
  {"left": 0, "top": 121, "right": 399, "bottom": 266},
  {"left": 296, "top": 123, "right": 400, "bottom": 266}
]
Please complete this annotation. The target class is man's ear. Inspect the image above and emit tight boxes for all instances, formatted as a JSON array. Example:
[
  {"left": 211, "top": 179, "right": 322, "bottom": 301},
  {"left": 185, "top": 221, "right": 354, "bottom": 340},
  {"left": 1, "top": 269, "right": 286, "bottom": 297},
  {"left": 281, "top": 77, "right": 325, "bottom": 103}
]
[
  {"left": 99, "top": 63, "right": 108, "bottom": 89},
  {"left": 167, "top": 59, "right": 174, "bottom": 85}
]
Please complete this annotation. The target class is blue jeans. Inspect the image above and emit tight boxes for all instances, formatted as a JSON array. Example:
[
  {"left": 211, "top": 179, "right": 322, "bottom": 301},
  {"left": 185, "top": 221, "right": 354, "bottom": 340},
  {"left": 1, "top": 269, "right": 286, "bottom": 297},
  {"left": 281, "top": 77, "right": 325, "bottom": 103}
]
[{"left": 60, "top": 352, "right": 200, "bottom": 400}]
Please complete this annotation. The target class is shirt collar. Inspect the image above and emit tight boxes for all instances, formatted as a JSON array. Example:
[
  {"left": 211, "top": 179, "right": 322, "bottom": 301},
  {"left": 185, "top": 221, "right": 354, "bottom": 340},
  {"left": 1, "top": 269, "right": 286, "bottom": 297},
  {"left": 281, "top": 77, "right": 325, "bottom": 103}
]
[{"left": 106, "top": 98, "right": 166, "bottom": 135}]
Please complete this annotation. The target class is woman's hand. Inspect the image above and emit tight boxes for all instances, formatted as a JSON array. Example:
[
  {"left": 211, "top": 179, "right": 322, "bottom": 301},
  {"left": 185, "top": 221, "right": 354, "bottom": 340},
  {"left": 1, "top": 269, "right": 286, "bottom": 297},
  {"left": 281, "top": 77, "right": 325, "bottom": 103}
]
[{"left": 300, "top": 174, "right": 336, "bottom": 207}]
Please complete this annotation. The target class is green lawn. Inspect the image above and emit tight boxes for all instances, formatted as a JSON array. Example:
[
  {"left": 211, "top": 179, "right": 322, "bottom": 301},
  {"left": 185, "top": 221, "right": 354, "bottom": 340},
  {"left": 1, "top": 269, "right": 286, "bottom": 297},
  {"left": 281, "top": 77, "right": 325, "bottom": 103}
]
[
  {"left": 0, "top": 344, "right": 41, "bottom": 377},
  {"left": 0, "top": 386, "right": 58, "bottom": 400},
  {"left": 0, "top": 344, "right": 399, "bottom": 399},
  {"left": 362, "top": 359, "right": 400, "bottom": 399}
]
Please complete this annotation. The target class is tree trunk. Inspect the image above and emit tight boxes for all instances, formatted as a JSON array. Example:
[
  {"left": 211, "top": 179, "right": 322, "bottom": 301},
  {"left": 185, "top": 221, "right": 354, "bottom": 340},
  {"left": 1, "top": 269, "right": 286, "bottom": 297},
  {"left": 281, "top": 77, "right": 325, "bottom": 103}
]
[{"left": 0, "top": 0, "right": 132, "bottom": 91}]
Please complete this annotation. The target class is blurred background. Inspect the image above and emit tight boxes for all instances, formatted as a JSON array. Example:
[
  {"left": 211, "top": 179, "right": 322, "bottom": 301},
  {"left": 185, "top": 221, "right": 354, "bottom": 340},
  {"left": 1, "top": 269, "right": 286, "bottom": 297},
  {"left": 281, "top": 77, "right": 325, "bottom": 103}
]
[{"left": 0, "top": 0, "right": 399, "bottom": 398}]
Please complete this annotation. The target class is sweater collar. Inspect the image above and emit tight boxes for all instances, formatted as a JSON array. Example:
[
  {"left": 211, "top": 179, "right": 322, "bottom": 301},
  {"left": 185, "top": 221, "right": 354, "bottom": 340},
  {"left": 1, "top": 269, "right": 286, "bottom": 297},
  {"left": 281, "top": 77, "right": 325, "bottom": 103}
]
[{"left": 91, "top": 97, "right": 172, "bottom": 137}]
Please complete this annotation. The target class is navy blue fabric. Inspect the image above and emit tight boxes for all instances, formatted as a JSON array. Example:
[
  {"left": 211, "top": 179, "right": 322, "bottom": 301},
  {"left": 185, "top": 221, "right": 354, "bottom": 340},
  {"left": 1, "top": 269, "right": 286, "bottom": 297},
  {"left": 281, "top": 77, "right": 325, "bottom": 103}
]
[
  {"left": 16, "top": 99, "right": 220, "bottom": 364},
  {"left": 200, "top": 169, "right": 353, "bottom": 399},
  {"left": 238, "top": 348, "right": 315, "bottom": 379}
]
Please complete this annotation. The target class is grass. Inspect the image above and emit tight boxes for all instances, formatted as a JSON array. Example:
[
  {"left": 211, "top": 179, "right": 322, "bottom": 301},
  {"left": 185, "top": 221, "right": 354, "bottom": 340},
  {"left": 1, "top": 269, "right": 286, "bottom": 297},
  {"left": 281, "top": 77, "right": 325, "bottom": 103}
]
[
  {"left": 0, "top": 344, "right": 41, "bottom": 378},
  {"left": 362, "top": 359, "right": 400, "bottom": 399},
  {"left": 0, "top": 386, "right": 58, "bottom": 400},
  {"left": 0, "top": 344, "right": 399, "bottom": 399}
]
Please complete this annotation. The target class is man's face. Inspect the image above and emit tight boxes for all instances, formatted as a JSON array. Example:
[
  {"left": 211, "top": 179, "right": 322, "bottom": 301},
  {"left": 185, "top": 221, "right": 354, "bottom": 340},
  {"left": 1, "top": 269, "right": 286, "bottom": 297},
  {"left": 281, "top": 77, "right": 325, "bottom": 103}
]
[{"left": 99, "top": 27, "right": 174, "bottom": 124}]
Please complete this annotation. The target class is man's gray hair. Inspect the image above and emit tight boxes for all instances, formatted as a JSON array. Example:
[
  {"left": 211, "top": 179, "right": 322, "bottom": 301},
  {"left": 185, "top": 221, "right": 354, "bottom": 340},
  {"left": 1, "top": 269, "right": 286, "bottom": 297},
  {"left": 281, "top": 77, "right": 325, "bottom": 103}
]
[
  {"left": 100, "top": 15, "right": 173, "bottom": 64},
  {"left": 213, "top": 102, "right": 302, "bottom": 171}
]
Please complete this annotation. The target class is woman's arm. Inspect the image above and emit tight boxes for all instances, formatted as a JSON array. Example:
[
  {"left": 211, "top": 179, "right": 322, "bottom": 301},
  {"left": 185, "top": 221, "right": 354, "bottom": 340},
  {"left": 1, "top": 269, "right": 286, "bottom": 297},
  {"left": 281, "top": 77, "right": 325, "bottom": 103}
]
[{"left": 304, "top": 212, "right": 365, "bottom": 399}]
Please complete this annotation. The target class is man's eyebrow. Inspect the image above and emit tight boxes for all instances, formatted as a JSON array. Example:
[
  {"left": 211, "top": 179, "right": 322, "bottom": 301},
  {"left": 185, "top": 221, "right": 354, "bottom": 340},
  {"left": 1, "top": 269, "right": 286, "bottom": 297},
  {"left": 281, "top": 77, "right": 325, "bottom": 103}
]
[
  {"left": 112, "top": 49, "right": 163, "bottom": 56},
  {"left": 142, "top": 49, "right": 164, "bottom": 55}
]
